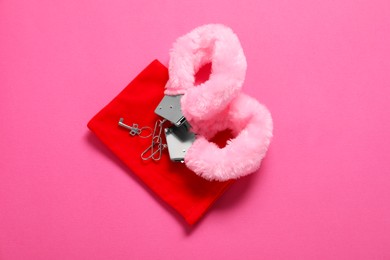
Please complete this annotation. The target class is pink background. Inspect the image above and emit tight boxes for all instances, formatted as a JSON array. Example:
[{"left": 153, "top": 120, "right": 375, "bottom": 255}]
[{"left": 1, "top": 0, "right": 389, "bottom": 259}]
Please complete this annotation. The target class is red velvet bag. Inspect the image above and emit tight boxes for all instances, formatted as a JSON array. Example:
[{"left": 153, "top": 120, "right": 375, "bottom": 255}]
[{"left": 87, "top": 60, "right": 233, "bottom": 225}]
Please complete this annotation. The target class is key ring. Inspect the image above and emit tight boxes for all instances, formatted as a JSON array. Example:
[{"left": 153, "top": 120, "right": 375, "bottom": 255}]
[{"left": 138, "top": 126, "right": 153, "bottom": 138}]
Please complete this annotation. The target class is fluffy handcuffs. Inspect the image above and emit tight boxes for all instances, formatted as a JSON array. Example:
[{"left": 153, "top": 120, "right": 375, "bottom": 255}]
[{"left": 162, "top": 24, "right": 273, "bottom": 181}]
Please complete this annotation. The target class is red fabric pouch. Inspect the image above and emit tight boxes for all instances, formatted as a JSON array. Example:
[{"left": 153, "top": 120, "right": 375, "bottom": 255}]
[{"left": 87, "top": 60, "right": 233, "bottom": 225}]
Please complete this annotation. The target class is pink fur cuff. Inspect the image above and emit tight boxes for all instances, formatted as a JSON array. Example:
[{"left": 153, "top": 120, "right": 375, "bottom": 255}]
[{"left": 165, "top": 24, "right": 273, "bottom": 181}]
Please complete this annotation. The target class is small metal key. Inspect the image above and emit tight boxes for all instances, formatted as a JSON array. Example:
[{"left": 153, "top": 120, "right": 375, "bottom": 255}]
[{"left": 118, "top": 118, "right": 141, "bottom": 136}]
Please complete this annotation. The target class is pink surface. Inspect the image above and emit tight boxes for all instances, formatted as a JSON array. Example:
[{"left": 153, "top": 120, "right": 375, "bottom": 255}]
[{"left": 1, "top": 0, "right": 389, "bottom": 259}]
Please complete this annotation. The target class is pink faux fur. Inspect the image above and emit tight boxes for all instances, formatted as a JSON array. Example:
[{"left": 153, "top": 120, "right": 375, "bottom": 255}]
[
  {"left": 166, "top": 24, "right": 273, "bottom": 181},
  {"left": 165, "top": 24, "right": 247, "bottom": 121}
]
